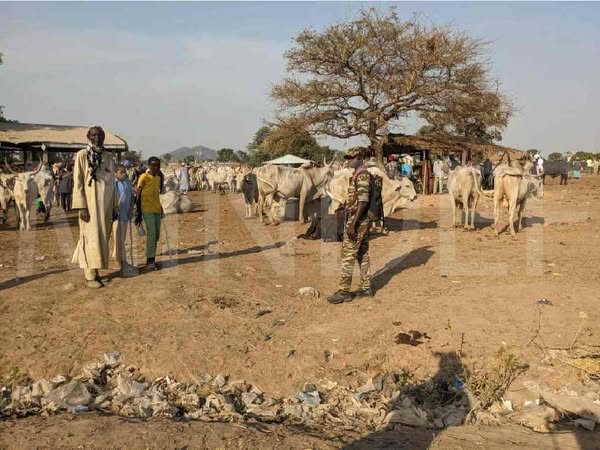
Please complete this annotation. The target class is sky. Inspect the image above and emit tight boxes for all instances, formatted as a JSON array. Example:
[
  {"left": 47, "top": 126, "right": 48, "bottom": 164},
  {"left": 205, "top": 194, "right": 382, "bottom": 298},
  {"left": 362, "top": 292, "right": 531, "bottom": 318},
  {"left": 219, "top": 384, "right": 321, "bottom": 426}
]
[{"left": 1, "top": 1, "right": 600, "bottom": 156}]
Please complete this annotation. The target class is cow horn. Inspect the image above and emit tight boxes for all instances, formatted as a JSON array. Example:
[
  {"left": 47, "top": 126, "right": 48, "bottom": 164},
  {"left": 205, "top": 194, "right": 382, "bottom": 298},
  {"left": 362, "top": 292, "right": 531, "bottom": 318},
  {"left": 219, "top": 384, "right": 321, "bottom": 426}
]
[
  {"left": 31, "top": 159, "right": 43, "bottom": 175},
  {"left": 4, "top": 159, "right": 17, "bottom": 174},
  {"left": 328, "top": 153, "right": 338, "bottom": 168}
]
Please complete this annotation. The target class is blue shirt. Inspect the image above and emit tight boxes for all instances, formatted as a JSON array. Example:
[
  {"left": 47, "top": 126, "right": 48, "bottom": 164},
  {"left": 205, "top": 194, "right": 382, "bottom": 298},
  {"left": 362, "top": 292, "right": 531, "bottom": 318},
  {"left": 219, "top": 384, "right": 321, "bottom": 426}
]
[
  {"left": 115, "top": 179, "right": 134, "bottom": 222},
  {"left": 400, "top": 163, "right": 412, "bottom": 177}
]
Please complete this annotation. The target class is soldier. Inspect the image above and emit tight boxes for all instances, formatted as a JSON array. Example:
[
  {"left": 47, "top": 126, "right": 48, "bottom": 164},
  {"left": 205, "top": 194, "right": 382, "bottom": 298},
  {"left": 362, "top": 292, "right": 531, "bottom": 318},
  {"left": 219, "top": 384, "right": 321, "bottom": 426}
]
[{"left": 328, "top": 146, "right": 373, "bottom": 304}]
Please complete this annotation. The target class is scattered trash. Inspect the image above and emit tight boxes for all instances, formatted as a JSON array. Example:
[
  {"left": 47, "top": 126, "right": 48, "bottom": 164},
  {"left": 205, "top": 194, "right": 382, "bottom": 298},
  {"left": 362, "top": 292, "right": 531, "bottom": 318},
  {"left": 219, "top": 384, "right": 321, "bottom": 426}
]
[
  {"left": 34, "top": 256, "right": 45, "bottom": 261},
  {"left": 453, "top": 375, "right": 465, "bottom": 391},
  {"left": 536, "top": 299, "right": 553, "bottom": 305},
  {"left": 103, "top": 352, "right": 122, "bottom": 366},
  {"left": 296, "top": 385, "right": 321, "bottom": 406},
  {"left": 187, "top": 249, "right": 203, "bottom": 255},
  {"left": 275, "top": 284, "right": 283, "bottom": 288},
  {"left": 298, "top": 287, "right": 320, "bottom": 298},
  {"left": 272, "top": 319, "right": 286, "bottom": 327}
]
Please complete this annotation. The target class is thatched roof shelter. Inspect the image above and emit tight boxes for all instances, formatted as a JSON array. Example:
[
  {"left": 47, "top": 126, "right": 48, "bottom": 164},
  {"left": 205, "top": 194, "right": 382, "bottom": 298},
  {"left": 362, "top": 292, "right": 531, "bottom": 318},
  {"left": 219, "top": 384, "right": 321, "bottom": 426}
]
[
  {"left": 383, "top": 133, "right": 527, "bottom": 162},
  {"left": 0, "top": 122, "right": 128, "bottom": 163}
]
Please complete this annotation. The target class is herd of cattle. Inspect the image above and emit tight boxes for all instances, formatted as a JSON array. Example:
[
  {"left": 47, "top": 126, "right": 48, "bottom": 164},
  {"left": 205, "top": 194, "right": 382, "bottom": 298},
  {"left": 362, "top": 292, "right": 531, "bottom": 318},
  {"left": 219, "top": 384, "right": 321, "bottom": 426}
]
[{"left": 0, "top": 157, "right": 549, "bottom": 237}]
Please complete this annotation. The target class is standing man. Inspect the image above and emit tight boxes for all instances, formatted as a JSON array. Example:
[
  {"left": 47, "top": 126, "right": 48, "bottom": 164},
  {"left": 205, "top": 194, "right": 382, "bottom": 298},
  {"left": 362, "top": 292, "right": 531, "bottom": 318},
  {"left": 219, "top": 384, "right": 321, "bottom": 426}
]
[
  {"left": 178, "top": 162, "right": 190, "bottom": 193},
  {"left": 135, "top": 157, "right": 164, "bottom": 270},
  {"left": 71, "top": 126, "right": 116, "bottom": 289},
  {"left": 328, "top": 147, "right": 373, "bottom": 304},
  {"left": 482, "top": 158, "right": 493, "bottom": 190},
  {"left": 385, "top": 155, "right": 398, "bottom": 179},
  {"left": 534, "top": 154, "right": 544, "bottom": 177},
  {"left": 433, "top": 156, "right": 444, "bottom": 194},
  {"left": 58, "top": 163, "right": 74, "bottom": 211}
]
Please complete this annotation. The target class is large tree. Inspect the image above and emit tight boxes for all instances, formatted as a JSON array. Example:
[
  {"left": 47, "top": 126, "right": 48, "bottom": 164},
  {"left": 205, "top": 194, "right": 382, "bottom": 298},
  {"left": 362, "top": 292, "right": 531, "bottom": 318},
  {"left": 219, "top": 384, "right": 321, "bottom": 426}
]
[
  {"left": 217, "top": 148, "right": 240, "bottom": 162},
  {"left": 272, "top": 8, "right": 513, "bottom": 163},
  {"left": 547, "top": 152, "right": 564, "bottom": 161},
  {"left": 418, "top": 88, "right": 512, "bottom": 143},
  {"left": 246, "top": 123, "right": 337, "bottom": 166}
]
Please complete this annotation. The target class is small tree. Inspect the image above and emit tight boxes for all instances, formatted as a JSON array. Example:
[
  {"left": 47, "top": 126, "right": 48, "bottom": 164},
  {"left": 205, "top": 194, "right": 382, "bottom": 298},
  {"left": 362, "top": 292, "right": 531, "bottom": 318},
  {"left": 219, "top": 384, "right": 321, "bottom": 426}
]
[
  {"left": 217, "top": 148, "right": 240, "bottom": 162},
  {"left": 163, "top": 153, "right": 172, "bottom": 162},
  {"left": 573, "top": 151, "right": 596, "bottom": 161},
  {"left": 526, "top": 149, "right": 539, "bottom": 159},
  {"left": 272, "top": 8, "right": 512, "bottom": 164},
  {"left": 236, "top": 150, "right": 248, "bottom": 163},
  {"left": 246, "top": 124, "right": 337, "bottom": 166},
  {"left": 547, "top": 152, "right": 564, "bottom": 161},
  {"left": 184, "top": 155, "right": 196, "bottom": 164}
]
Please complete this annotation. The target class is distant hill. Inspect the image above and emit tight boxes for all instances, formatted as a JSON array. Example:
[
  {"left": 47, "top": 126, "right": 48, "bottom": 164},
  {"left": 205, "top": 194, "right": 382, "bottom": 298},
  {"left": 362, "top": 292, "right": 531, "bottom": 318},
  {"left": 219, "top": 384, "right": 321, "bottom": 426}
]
[{"left": 163, "top": 145, "right": 217, "bottom": 161}]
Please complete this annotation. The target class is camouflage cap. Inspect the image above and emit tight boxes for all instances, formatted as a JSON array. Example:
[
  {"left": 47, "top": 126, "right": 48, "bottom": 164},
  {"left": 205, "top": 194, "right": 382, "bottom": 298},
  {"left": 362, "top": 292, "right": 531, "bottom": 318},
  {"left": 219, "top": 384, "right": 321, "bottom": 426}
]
[{"left": 344, "top": 146, "right": 369, "bottom": 159}]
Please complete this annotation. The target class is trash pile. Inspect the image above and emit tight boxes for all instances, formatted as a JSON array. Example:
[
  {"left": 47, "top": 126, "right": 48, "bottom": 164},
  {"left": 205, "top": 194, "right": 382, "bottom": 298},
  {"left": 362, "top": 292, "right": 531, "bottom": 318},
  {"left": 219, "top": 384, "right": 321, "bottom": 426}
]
[{"left": 1, "top": 353, "right": 598, "bottom": 434}]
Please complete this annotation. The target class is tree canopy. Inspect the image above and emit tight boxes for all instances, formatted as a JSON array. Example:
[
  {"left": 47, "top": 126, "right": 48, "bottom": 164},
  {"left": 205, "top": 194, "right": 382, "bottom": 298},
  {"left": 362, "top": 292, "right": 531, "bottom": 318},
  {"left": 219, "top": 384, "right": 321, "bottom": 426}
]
[
  {"left": 217, "top": 148, "right": 240, "bottom": 163},
  {"left": 246, "top": 124, "right": 338, "bottom": 167},
  {"left": 573, "top": 151, "right": 597, "bottom": 161},
  {"left": 547, "top": 152, "right": 564, "bottom": 161},
  {"left": 271, "top": 8, "right": 513, "bottom": 163}
]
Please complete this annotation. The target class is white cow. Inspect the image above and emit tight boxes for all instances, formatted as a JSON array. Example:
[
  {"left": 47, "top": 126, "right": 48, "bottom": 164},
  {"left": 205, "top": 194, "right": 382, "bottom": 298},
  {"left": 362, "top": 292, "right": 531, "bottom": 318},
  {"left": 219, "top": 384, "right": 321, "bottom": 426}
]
[
  {"left": 447, "top": 166, "right": 481, "bottom": 230},
  {"left": 491, "top": 164, "right": 544, "bottom": 237},
  {"left": 326, "top": 167, "right": 417, "bottom": 217}
]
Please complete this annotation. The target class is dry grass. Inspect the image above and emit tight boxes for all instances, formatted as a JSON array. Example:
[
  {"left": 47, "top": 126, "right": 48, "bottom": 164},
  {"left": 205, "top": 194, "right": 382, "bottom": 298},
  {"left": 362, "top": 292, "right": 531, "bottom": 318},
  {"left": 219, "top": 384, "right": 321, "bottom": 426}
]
[{"left": 463, "top": 347, "right": 528, "bottom": 414}]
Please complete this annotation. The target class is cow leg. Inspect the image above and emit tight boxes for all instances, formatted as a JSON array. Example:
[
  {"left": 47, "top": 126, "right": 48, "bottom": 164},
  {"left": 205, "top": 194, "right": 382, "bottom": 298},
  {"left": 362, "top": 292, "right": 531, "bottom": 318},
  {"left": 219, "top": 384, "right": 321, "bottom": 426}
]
[
  {"left": 16, "top": 203, "right": 25, "bottom": 231},
  {"left": 25, "top": 206, "right": 31, "bottom": 231},
  {"left": 508, "top": 200, "right": 517, "bottom": 237},
  {"left": 258, "top": 192, "right": 265, "bottom": 223},
  {"left": 450, "top": 196, "right": 457, "bottom": 228},
  {"left": 493, "top": 198, "right": 500, "bottom": 236},
  {"left": 517, "top": 199, "right": 528, "bottom": 232},
  {"left": 463, "top": 194, "right": 470, "bottom": 229},
  {"left": 298, "top": 188, "right": 307, "bottom": 223}
]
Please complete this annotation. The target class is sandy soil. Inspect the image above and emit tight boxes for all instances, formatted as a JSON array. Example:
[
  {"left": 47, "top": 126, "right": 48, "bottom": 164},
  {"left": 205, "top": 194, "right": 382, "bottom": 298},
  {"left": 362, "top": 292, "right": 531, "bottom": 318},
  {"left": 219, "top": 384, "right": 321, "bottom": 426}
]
[{"left": 1, "top": 175, "right": 600, "bottom": 447}]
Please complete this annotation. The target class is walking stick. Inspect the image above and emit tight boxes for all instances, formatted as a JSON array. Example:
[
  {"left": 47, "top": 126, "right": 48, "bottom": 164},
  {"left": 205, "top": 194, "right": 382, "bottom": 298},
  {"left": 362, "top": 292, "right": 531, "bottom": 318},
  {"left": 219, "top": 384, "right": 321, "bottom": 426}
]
[{"left": 128, "top": 220, "right": 135, "bottom": 266}]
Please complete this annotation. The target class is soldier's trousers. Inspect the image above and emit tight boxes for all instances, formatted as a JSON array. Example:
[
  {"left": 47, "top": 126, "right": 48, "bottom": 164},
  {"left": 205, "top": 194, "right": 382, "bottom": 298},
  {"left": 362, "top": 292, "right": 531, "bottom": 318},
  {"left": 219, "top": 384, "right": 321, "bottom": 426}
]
[{"left": 339, "top": 221, "right": 371, "bottom": 292}]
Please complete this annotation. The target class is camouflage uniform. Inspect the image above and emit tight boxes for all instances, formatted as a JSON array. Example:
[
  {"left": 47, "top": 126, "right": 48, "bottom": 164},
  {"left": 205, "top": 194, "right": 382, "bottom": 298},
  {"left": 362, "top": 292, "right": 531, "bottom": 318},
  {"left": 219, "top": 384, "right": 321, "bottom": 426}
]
[{"left": 339, "top": 168, "right": 371, "bottom": 292}]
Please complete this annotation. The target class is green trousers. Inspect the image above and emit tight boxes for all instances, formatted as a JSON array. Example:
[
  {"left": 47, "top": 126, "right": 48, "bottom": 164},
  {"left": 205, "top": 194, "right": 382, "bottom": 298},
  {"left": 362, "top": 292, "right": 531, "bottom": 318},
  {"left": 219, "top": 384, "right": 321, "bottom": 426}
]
[{"left": 143, "top": 213, "right": 161, "bottom": 259}]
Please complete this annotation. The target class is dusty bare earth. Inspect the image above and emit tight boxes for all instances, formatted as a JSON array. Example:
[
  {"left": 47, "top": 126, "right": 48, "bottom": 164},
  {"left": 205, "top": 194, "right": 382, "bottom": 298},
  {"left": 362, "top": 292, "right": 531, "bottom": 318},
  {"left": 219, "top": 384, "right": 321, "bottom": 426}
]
[{"left": 1, "top": 175, "right": 600, "bottom": 448}]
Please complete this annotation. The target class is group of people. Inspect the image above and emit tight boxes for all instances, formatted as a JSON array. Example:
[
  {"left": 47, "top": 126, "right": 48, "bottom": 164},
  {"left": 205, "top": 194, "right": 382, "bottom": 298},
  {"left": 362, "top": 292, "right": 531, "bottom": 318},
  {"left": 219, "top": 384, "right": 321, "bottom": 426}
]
[{"left": 70, "top": 126, "right": 165, "bottom": 288}]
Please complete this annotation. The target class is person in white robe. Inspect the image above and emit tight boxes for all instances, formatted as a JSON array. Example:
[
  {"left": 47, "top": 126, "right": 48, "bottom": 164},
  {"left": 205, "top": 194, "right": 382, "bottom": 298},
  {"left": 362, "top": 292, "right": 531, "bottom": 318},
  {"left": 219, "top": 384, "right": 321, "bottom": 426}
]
[{"left": 71, "top": 126, "right": 117, "bottom": 289}]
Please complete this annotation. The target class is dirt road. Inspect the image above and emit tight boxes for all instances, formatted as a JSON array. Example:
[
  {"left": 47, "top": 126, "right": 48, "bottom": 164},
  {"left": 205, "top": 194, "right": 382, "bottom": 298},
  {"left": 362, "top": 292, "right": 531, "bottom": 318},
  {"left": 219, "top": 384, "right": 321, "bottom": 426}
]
[{"left": 1, "top": 175, "right": 599, "bottom": 447}]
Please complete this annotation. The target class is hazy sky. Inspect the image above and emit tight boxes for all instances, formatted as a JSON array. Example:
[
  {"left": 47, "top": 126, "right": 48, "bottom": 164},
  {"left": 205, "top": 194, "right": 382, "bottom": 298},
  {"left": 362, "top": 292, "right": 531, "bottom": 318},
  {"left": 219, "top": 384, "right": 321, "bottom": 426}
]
[{"left": 1, "top": 2, "right": 599, "bottom": 156}]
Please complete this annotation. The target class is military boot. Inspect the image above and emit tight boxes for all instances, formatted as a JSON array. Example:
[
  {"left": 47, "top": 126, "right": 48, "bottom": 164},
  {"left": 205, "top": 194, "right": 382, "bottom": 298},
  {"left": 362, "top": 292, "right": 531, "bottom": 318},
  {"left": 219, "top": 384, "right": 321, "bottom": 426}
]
[{"left": 327, "top": 290, "right": 354, "bottom": 304}]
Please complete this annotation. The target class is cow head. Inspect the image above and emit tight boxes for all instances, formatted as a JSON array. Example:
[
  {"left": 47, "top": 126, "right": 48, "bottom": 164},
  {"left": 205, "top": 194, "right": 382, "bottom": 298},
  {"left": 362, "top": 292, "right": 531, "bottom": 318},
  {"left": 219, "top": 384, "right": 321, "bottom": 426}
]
[
  {"left": 384, "top": 176, "right": 417, "bottom": 216},
  {"left": 532, "top": 175, "right": 544, "bottom": 199},
  {"left": 268, "top": 194, "right": 286, "bottom": 225},
  {"left": 34, "top": 170, "right": 54, "bottom": 220}
]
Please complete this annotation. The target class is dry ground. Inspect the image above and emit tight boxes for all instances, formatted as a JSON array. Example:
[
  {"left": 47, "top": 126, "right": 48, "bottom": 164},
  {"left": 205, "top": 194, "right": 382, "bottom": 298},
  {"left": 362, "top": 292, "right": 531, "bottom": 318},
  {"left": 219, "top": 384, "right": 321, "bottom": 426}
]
[{"left": 1, "top": 175, "right": 600, "bottom": 448}]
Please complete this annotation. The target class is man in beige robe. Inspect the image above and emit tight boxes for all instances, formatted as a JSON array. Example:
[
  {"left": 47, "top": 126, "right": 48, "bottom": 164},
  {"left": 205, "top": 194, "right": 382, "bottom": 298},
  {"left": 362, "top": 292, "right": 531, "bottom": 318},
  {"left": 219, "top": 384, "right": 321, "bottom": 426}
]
[{"left": 71, "top": 126, "right": 116, "bottom": 288}]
